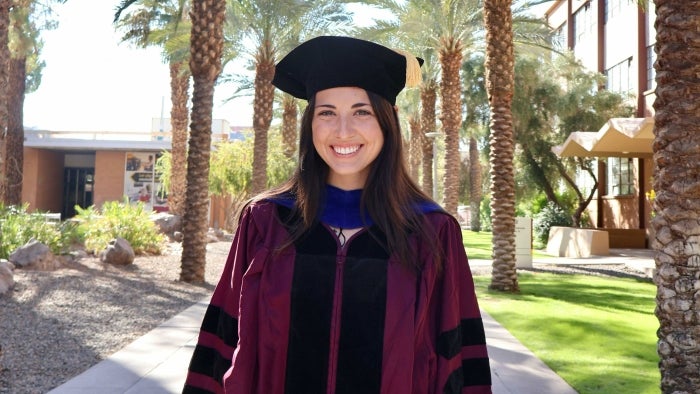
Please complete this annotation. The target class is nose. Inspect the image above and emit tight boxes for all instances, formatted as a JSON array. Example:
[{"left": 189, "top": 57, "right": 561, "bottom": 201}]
[{"left": 337, "top": 114, "right": 353, "bottom": 138}]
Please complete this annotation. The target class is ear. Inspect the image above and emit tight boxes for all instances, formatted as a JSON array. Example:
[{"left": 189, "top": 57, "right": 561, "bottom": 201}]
[{"left": 393, "top": 105, "right": 399, "bottom": 114}]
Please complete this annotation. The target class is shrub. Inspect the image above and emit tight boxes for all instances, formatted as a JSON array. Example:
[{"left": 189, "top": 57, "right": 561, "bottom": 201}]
[
  {"left": 533, "top": 202, "right": 572, "bottom": 246},
  {"left": 0, "top": 203, "right": 68, "bottom": 259},
  {"left": 73, "top": 200, "right": 166, "bottom": 255}
]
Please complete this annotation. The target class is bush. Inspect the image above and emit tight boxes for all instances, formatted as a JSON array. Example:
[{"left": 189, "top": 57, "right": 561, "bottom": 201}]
[
  {"left": 533, "top": 202, "right": 572, "bottom": 246},
  {"left": 0, "top": 203, "right": 69, "bottom": 259},
  {"left": 73, "top": 200, "right": 166, "bottom": 255}
]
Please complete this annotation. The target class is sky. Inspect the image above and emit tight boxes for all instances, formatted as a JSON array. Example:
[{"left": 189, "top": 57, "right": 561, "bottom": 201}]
[{"left": 23, "top": 0, "right": 254, "bottom": 132}]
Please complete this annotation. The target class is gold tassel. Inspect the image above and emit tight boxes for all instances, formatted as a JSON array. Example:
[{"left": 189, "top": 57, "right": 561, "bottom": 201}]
[{"left": 394, "top": 49, "right": 422, "bottom": 88}]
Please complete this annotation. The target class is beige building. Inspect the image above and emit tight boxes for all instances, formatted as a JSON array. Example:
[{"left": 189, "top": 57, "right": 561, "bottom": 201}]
[
  {"left": 544, "top": 0, "right": 656, "bottom": 248},
  {"left": 22, "top": 130, "right": 171, "bottom": 219}
]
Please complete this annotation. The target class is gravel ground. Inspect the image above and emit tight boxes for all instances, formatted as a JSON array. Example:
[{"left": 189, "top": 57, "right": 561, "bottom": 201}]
[
  {"left": 0, "top": 240, "right": 651, "bottom": 394},
  {"left": 0, "top": 241, "right": 231, "bottom": 394}
]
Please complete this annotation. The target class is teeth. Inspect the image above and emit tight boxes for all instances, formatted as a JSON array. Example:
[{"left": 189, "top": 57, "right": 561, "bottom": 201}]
[{"left": 334, "top": 145, "right": 360, "bottom": 155}]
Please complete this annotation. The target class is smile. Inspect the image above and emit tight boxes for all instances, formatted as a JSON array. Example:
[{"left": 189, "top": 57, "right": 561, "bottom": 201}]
[{"left": 333, "top": 145, "right": 361, "bottom": 155}]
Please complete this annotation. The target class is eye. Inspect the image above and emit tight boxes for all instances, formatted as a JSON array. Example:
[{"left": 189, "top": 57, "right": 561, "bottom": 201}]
[
  {"left": 355, "top": 108, "right": 373, "bottom": 116},
  {"left": 316, "top": 109, "right": 335, "bottom": 117}
]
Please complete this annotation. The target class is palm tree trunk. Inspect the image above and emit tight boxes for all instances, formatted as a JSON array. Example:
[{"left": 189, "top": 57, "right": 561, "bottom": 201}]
[
  {"left": 439, "top": 37, "right": 463, "bottom": 217},
  {"left": 469, "top": 136, "right": 482, "bottom": 231},
  {"left": 484, "top": 0, "right": 518, "bottom": 292},
  {"left": 652, "top": 1, "right": 700, "bottom": 391},
  {"left": 168, "top": 61, "right": 190, "bottom": 216},
  {"left": 0, "top": 0, "right": 10, "bottom": 203},
  {"left": 251, "top": 40, "right": 275, "bottom": 194},
  {"left": 408, "top": 115, "right": 421, "bottom": 182},
  {"left": 281, "top": 93, "right": 297, "bottom": 159},
  {"left": 180, "top": 0, "right": 225, "bottom": 284},
  {"left": 420, "top": 80, "right": 437, "bottom": 197},
  {"left": 3, "top": 57, "right": 25, "bottom": 205}
]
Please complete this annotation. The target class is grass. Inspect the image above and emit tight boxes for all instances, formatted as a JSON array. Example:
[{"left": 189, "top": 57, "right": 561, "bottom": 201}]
[
  {"left": 462, "top": 229, "right": 551, "bottom": 260},
  {"left": 472, "top": 270, "right": 659, "bottom": 394}
]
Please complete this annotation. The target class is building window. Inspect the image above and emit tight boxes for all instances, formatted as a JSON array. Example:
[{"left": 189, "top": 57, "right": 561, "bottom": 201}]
[
  {"left": 647, "top": 44, "right": 656, "bottom": 91},
  {"left": 554, "top": 24, "right": 567, "bottom": 50},
  {"left": 606, "top": 58, "right": 633, "bottom": 95},
  {"left": 605, "top": 0, "right": 633, "bottom": 23},
  {"left": 573, "top": 2, "right": 595, "bottom": 45},
  {"left": 607, "top": 157, "right": 634, "bottom": 196}
]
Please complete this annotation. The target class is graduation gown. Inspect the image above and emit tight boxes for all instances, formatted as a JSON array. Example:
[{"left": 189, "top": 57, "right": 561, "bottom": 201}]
[{"left": 183, "top": 199, "right": 491, "bottom": 394}]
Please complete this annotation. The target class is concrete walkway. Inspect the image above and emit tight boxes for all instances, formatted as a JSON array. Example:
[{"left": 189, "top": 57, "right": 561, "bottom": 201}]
[{"left": 49, "top": 249, "right": 654, "bottom": 394}]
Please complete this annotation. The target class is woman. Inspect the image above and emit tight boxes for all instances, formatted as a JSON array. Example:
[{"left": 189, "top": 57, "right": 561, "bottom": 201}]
[{"left": 183, "top": 36, "right": 491, "bottom": 394}]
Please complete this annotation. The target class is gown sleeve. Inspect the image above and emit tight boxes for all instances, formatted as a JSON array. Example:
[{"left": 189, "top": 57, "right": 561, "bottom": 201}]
[
  {"left": 434, "top": 216, "right": 492, "bottom": 394},
  {"left": 182, "top": 205, "right": 259, "bottom": 394}
]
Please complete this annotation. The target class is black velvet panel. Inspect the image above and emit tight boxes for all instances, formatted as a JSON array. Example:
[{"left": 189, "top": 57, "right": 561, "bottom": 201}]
[
  {"left": 335, "top": 254, "right": 388, "bottom": 394},
  {"left": 285, "top": 227, "right": 338, "bottom": 394},
  {"left": 346, "top": 227, "right": 390, "bottom": 260},
  {"left": 461, "top": 317, "right": 487, "bottom": 346},
  {"left": 462, "top": 357, "right": 492, "bottom": 386},
  {"left": 200, "top": 305, "right": 238, "bottom": 348},
  {"left": 187, "top": 343, "right": 232, "bottom": 386}
]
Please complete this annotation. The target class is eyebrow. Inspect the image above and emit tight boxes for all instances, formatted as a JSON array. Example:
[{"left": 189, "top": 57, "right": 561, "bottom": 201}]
[{"left": 315, "top": 102, "right": 371, "bottom": 109}]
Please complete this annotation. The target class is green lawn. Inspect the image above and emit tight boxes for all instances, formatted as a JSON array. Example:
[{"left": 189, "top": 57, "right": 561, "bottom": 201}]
[
  {"left": 471, "top": 264, "right": 660, "bottom": 393},
  {"left": 462, "top": 229, "right": 550, "bottom": 260}
]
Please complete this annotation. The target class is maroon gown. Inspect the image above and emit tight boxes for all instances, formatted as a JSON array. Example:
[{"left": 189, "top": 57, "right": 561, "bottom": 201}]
[{"left": 183, "top": 200, "right": 491, "bottom": 394}]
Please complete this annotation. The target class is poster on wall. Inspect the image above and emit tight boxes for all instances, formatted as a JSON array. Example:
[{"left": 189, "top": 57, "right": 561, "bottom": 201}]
[{"left": 124, "top": 152, "right": 169, "bottom": 212}]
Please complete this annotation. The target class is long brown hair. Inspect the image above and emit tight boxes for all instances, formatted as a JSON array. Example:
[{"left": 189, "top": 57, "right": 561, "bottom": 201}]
[{"left": 258, "top": 90, "right": 440, "bottom": 271}]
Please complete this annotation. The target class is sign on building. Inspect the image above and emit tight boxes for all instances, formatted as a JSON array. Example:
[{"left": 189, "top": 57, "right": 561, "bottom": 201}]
[{"left": 124, "top": 152, "right": 168, "bottom": 212}]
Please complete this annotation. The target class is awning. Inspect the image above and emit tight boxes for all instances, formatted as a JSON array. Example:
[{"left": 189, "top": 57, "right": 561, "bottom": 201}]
[{"left": 552, "top": 117, "right": 654, "bottom": 158}]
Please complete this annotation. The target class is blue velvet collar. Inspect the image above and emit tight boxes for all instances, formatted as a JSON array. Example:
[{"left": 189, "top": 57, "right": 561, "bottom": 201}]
[{"left": 268, "top": 184, "right": 442, "bottom": 229}]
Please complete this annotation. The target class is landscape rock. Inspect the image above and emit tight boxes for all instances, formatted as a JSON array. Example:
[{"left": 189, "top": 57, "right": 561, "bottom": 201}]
[
  {"left": 0, "top": 260, "right": 14, "bottom": 295},
  {"left": 99, "top": 238, "right": 135, "bottom": 266},
  {"left": 208, "top": 228, "right": 233, "bottom": 242},
  {"left": 151, "top": 213, "right": 182, "bottom": 241},
  {"left": 8, "top": 239, "right": 60, "bottom": 270}
]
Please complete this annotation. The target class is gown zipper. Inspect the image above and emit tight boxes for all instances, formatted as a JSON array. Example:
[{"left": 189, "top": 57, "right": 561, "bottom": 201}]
[{"left": 325, "top": 225, "right": 363, "bottom": 394}]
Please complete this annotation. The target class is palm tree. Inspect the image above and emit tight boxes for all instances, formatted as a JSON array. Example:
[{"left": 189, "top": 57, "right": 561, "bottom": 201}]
[
  {"left": 408, "top": 113, "right": 421, "bottom": 181},
  {"left": 652, "top": 1, "right": 700, "bottom": 391},
  {"left": 0, "top": 0, "right": 10, "bottom": 203},
  {"left": 227, "top": 0, "right": 350, "bottom": 194},
  {"left": 439, "top": 33, "right": 465, "bottom": 216},
  {"left": 280, "top": 93, "right": 297, "bottom": 159},
  {"left": 178, "top": 0, "right": 226, "bottom": 283},
  {"left": 359, "top": 1, "right": 483, "bottom": 208},
  {"left": 483, "top": 0, "right": 518, "bottom": 292},
  {"left": 1, "top": 0, "right": 63, "bottom": 204},
  {"left": 420, "top": 77, "right": 438, "bottom": 196},
  {"left": 115, "top": 0, "right": 192, "bottom": 216}
]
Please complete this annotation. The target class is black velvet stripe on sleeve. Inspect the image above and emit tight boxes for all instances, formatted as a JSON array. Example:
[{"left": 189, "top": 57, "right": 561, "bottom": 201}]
[
  {"left": 200, "top": 305, "right": 239, "bottom": 348},
  {"left": 438, "top": 317, "right": 486, "bottom": 360},
  {"left": 460, "top": 317, "right": 487, "bottom": 346},
  {"left": 443, "top": 366, "right": 463, "bottom": 394},
  {"left": 183, "top": 384, "right": 217, "bottom": 394},
  {"left": 443, "top": 357, "right": 491, "bottom": 393},
  {"left": 437, "top": 325, "right": 462, "bottom": 359},
  {"left": 187, "top": 343, "right": 234, "bottom": 385},
  {"left": 462, "top": 357, "right": 492, "bottom": 386}
]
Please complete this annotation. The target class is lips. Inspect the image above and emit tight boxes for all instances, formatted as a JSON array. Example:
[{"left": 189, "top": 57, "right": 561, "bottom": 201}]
[{"left": 333, "top": 145, "right": 361, "bottom": 155}]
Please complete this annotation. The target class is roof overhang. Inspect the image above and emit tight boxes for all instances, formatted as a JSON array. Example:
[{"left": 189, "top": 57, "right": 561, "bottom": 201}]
[
  {"left": 24, "top": 138, "right": 171, "bottom": 152},
  {"left": 552, "top": 117, "right": 654, "bottom": 158}
]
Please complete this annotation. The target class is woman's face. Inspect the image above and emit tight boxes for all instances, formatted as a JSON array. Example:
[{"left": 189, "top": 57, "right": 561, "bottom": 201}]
[{"left": 312, "top": 87, "right": 384, "bottom": 190}]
